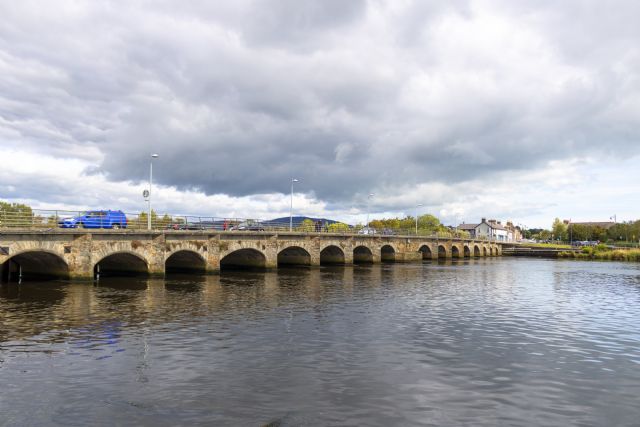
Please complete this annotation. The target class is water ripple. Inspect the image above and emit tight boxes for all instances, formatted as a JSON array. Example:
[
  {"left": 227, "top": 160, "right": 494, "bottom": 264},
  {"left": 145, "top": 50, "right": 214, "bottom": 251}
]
[{"left": 2, "top": 259, "right": 640, "bottom": 425}]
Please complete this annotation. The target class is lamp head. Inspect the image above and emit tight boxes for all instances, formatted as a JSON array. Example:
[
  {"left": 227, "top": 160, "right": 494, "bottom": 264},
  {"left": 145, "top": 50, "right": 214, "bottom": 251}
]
[{"left": 151, "top": 153, "right": 159, "bottom": 158}]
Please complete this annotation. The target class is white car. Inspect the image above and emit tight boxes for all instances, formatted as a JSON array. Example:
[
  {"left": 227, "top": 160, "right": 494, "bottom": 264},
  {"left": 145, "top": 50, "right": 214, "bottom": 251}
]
[{"left": 358, "top": 227, "right": 376, "bottom": 235}]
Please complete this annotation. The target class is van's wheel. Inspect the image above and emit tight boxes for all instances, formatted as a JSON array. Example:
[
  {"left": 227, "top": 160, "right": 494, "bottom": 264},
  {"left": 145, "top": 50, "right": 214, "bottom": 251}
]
[{"left": 113, "top": 224, "right": 120, "bottom": 229}]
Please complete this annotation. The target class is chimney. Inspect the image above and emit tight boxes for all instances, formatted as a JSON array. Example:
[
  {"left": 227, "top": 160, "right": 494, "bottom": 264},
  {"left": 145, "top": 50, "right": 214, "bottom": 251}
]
[{"left": 481, "top": 218, "right": 486, "bottom": 223}]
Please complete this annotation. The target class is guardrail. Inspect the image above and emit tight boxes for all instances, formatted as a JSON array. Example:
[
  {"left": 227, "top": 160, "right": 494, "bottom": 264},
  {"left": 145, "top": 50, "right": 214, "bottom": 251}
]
[{"left": 0, "top": 208, "right": 501, "bottom": 240}]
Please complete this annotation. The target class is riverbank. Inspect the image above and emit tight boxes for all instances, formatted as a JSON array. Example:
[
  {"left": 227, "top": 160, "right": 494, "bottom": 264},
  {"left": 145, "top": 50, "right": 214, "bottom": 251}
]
[
  {"left": 526, "top": 243, "right": 572, "bottom": 249},
  {"left": 559, "top": 245, "right": 640, "bottom": 262}
]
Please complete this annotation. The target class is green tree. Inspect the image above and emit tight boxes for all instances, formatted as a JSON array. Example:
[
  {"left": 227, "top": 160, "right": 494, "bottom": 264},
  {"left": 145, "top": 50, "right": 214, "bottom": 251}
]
[
  {"left": 418, "top": 214, "right": 446, "bottom": 235},
  {"left": 158, "top": 214, "right": 172, "bottom": 229},
  {"left": 569, "top": 224, "right": 589, "bottom": 241},
  {"left": 297, "top": 219, "right": 315, "bottom": 232},
  {"left": 134, "top": 210, "right": 160, "bottom": 229},
  {"left": 552, "top": 218, "right": 567, "bottom": 241},
  {"left": 0, "top": 201, "right": 34, "bottom": 227},
  {"left": 537, "top": 230, "right": 551, "bottom": 240},
  {"left": 327, "top": 222, "right": 350, "bottom": 233},
  {"left": 398, "top": 217, "right": 414, "bottom": 231},
  {"left": 607, "top": 222, "right": 635, "bottom": 243},
  {"left": 369, "top": 219, "right": 386, "bottom": 230},
  {"left": 363, "top": 213, "right": 446, "bottom": 234}
]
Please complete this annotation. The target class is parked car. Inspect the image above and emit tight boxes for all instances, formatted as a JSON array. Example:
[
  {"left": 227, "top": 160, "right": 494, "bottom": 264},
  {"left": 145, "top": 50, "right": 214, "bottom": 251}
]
[
  {"left": 166, "top": 222, "right": 197, "bottom": 230},
  {"left": 58, "top": 210, "right": 127, "bottom": 229},
  {"left": 358, "top": 227, "right": 376, "bottom": 235},
  {"left": 231, "top": 220, "right": 265, "bottom": 231},
  {"left": 166, "top": 221, "right": 222, "bottom": 231}
]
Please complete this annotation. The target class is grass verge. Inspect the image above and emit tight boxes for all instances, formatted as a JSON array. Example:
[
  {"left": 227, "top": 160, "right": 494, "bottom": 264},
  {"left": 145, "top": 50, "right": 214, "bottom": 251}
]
[{"left": 558, "top": 246, "right": 640, "bottom": 262}]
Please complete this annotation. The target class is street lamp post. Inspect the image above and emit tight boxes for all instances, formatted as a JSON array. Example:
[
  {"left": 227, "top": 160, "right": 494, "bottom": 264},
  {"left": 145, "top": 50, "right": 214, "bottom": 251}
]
[
  {"left": 148, "top": 154, "right": 159, "bottom": 230},
  {"left": 365, "top": 193, "right": 374, "bottom": 231},
  {"left": 289, "top": 178, "right": 299, "bottom": 232},
  {"left": 415, "top": 203, "right": 423, "bottom": 235}
]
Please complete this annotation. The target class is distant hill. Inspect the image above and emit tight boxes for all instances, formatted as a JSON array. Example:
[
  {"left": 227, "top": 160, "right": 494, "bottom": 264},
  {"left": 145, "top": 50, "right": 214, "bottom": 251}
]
[{"left": 266, "top": 216, "right": 345, "bottom": 227}]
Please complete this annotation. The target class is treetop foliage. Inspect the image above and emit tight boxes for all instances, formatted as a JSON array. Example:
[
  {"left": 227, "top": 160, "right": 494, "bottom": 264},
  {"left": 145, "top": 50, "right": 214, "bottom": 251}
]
[{"left": 369, "top": 214, "right": 447, "bottom": 234}]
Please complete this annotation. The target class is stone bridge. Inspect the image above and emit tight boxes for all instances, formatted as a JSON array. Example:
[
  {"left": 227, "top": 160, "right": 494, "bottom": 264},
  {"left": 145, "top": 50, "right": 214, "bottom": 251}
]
[{"left": 0, "top": 230, "right": 504, "bottom": 281}]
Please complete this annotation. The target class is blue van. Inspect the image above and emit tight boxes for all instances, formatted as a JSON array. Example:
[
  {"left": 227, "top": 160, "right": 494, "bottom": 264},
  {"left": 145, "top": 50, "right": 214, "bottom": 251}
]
[{"left": 58, "top": 210, "right": 128, "bottom": 229}]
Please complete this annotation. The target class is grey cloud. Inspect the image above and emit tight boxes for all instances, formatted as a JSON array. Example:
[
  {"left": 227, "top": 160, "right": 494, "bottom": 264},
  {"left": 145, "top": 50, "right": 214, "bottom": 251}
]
[
  {"left": 243, "top": 0, "right": 367, "bottom": 49},
  {"left": 1, "top": 0, "right": 640, "bottom": 213}
]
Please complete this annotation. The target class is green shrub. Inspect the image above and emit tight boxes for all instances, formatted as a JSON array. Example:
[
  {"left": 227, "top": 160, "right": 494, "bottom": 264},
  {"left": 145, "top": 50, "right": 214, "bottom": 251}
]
[
  {"left": 595, "top": 243, "right": 609, "bottom": 252},
  {"left": 327, "top": 222, "right": 350, "bottom": 233}
]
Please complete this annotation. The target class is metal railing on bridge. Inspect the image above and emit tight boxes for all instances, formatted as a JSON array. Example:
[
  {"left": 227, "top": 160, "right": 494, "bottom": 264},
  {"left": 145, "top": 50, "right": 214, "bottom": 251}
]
[{"left": 0, "top": 208, "right": 496, "bottom": 240}]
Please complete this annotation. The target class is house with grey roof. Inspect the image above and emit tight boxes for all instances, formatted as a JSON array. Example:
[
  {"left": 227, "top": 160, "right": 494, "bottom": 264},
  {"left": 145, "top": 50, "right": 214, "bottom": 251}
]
[{"left": 457, "top": 218, "right": 513, "bottom": 241}]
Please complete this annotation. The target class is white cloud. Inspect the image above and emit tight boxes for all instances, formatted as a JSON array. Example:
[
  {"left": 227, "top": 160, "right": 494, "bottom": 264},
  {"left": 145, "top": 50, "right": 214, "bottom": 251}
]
[{"left": 1, "top": 0, "right": 639, "bottom": 228}]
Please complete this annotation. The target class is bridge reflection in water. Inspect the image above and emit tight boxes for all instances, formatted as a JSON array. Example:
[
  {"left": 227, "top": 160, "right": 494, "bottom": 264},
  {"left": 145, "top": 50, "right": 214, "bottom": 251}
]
[{"left": 0, "top": 259, "right": 491, "bottom": 344}]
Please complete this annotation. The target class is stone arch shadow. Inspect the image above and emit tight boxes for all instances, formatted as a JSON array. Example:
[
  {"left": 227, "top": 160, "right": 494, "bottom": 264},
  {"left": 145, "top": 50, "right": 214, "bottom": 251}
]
[
  {"left": 437, "top": 245, "right": 447, "bottom": 259},
  {"left": 354, "top": 245, "right": 373, "bottom": 264},
  {"left": 220, "top": 248, "right": 267, "bottom": 271},
  {"left": 451, "top": 246, "right": 460, "bottom": 258},
  {"left": 94, "top": 251, "right": 149, "bottom": 278},
  {"left": 278, "top": 246, "right": 311, "bottom": 267},
  {"left": 381, "top": 244, "right": 395, "bottom": 262},
  {"left": 320, "top": 245, "right": 345, "bottom": 265},
  {"left": 1, "top": 249, "right": 69, "bottom": 282},
  {"left": 419, "top": 245, "right": 432, "bottom": 260},
  {"left": 165, "top": 250, "right": 207, "bottom": 274}
]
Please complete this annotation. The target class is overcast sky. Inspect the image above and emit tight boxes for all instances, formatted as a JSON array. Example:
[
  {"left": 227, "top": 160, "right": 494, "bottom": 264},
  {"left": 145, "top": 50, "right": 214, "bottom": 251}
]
[{"left": 1, "top": 0, "right": 639, "bottom": 228}]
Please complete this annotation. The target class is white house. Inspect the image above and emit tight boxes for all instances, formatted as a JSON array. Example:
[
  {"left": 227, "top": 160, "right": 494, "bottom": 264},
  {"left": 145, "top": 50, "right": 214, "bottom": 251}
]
[{"left": 458, "top": 218, "right": 511, "bottom": 241}]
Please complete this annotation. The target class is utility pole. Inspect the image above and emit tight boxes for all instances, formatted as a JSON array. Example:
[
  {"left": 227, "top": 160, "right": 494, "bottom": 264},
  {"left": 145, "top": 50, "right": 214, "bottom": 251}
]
[
  {"left": 289, "top": 178, "right": 299, "bottom": 232},
  {"left": 148, "top": 154, "right": 159, "bottom": 230}
]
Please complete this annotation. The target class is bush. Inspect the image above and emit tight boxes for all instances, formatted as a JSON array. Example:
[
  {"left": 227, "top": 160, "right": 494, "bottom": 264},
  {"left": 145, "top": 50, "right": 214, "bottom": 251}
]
[
  {"left": 327, "top": 222, "right": 350, "bottom": 233},
  {"left": 594, "top": 243, "right": 609, "bottom": 252}
]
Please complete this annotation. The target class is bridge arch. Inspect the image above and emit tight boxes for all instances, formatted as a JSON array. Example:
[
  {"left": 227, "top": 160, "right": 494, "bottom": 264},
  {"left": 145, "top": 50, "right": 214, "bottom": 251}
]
[
  {"left": 165, "top": 250, "right": 207, "bottom": 274},
  {"left": 320, "top": 245, "right": 345, "bottom": 265},
  {"left": 278, "top": 246, "right": 311, "bottom": 267},
  {"left": 381, "top": 244, "right": 396, "bottom": 262},
  {"left": 438, "top": 245, "right": 447, "bottom": 259},
  {"left": 464, "top": 245, "right": 471, "bottom": 258},
  {"left": 451, "top": 246, "right": 460, "bottom": 258},
  {"left": 1, "top": 249, "right": 69, "bottom": 281},
  {"left": 474, "top": 245, "right": 481, "bottom": 257},
  {"left": 220, "top": 248, "right": 266, "bottom": 270},
  {"left": 94, "top": 251, "right": 149, "bottom": 277},
  {"left": 419, "top": 245, "right": 432, "bottom": 260},
  {"left": 353, "top": 245, "right": 373, "bottom": 264}
]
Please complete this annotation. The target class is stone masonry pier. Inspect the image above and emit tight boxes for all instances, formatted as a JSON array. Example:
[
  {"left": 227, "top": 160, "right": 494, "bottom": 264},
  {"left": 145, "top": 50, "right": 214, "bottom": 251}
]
[{"left": 0, "top": 230, "right": 504, "bottom": 281}]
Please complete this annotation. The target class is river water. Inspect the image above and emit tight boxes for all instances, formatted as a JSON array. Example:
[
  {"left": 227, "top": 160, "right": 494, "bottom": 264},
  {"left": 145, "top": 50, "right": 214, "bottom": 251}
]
[{"left": 1, "top": 258, "right": 640, "bottom": 426}]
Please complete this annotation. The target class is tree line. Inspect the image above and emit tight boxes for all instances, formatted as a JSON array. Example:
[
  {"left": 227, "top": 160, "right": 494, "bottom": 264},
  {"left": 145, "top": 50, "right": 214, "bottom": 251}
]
[{"left": 531, "top": 218, "right": 640, "bottom": 245}]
